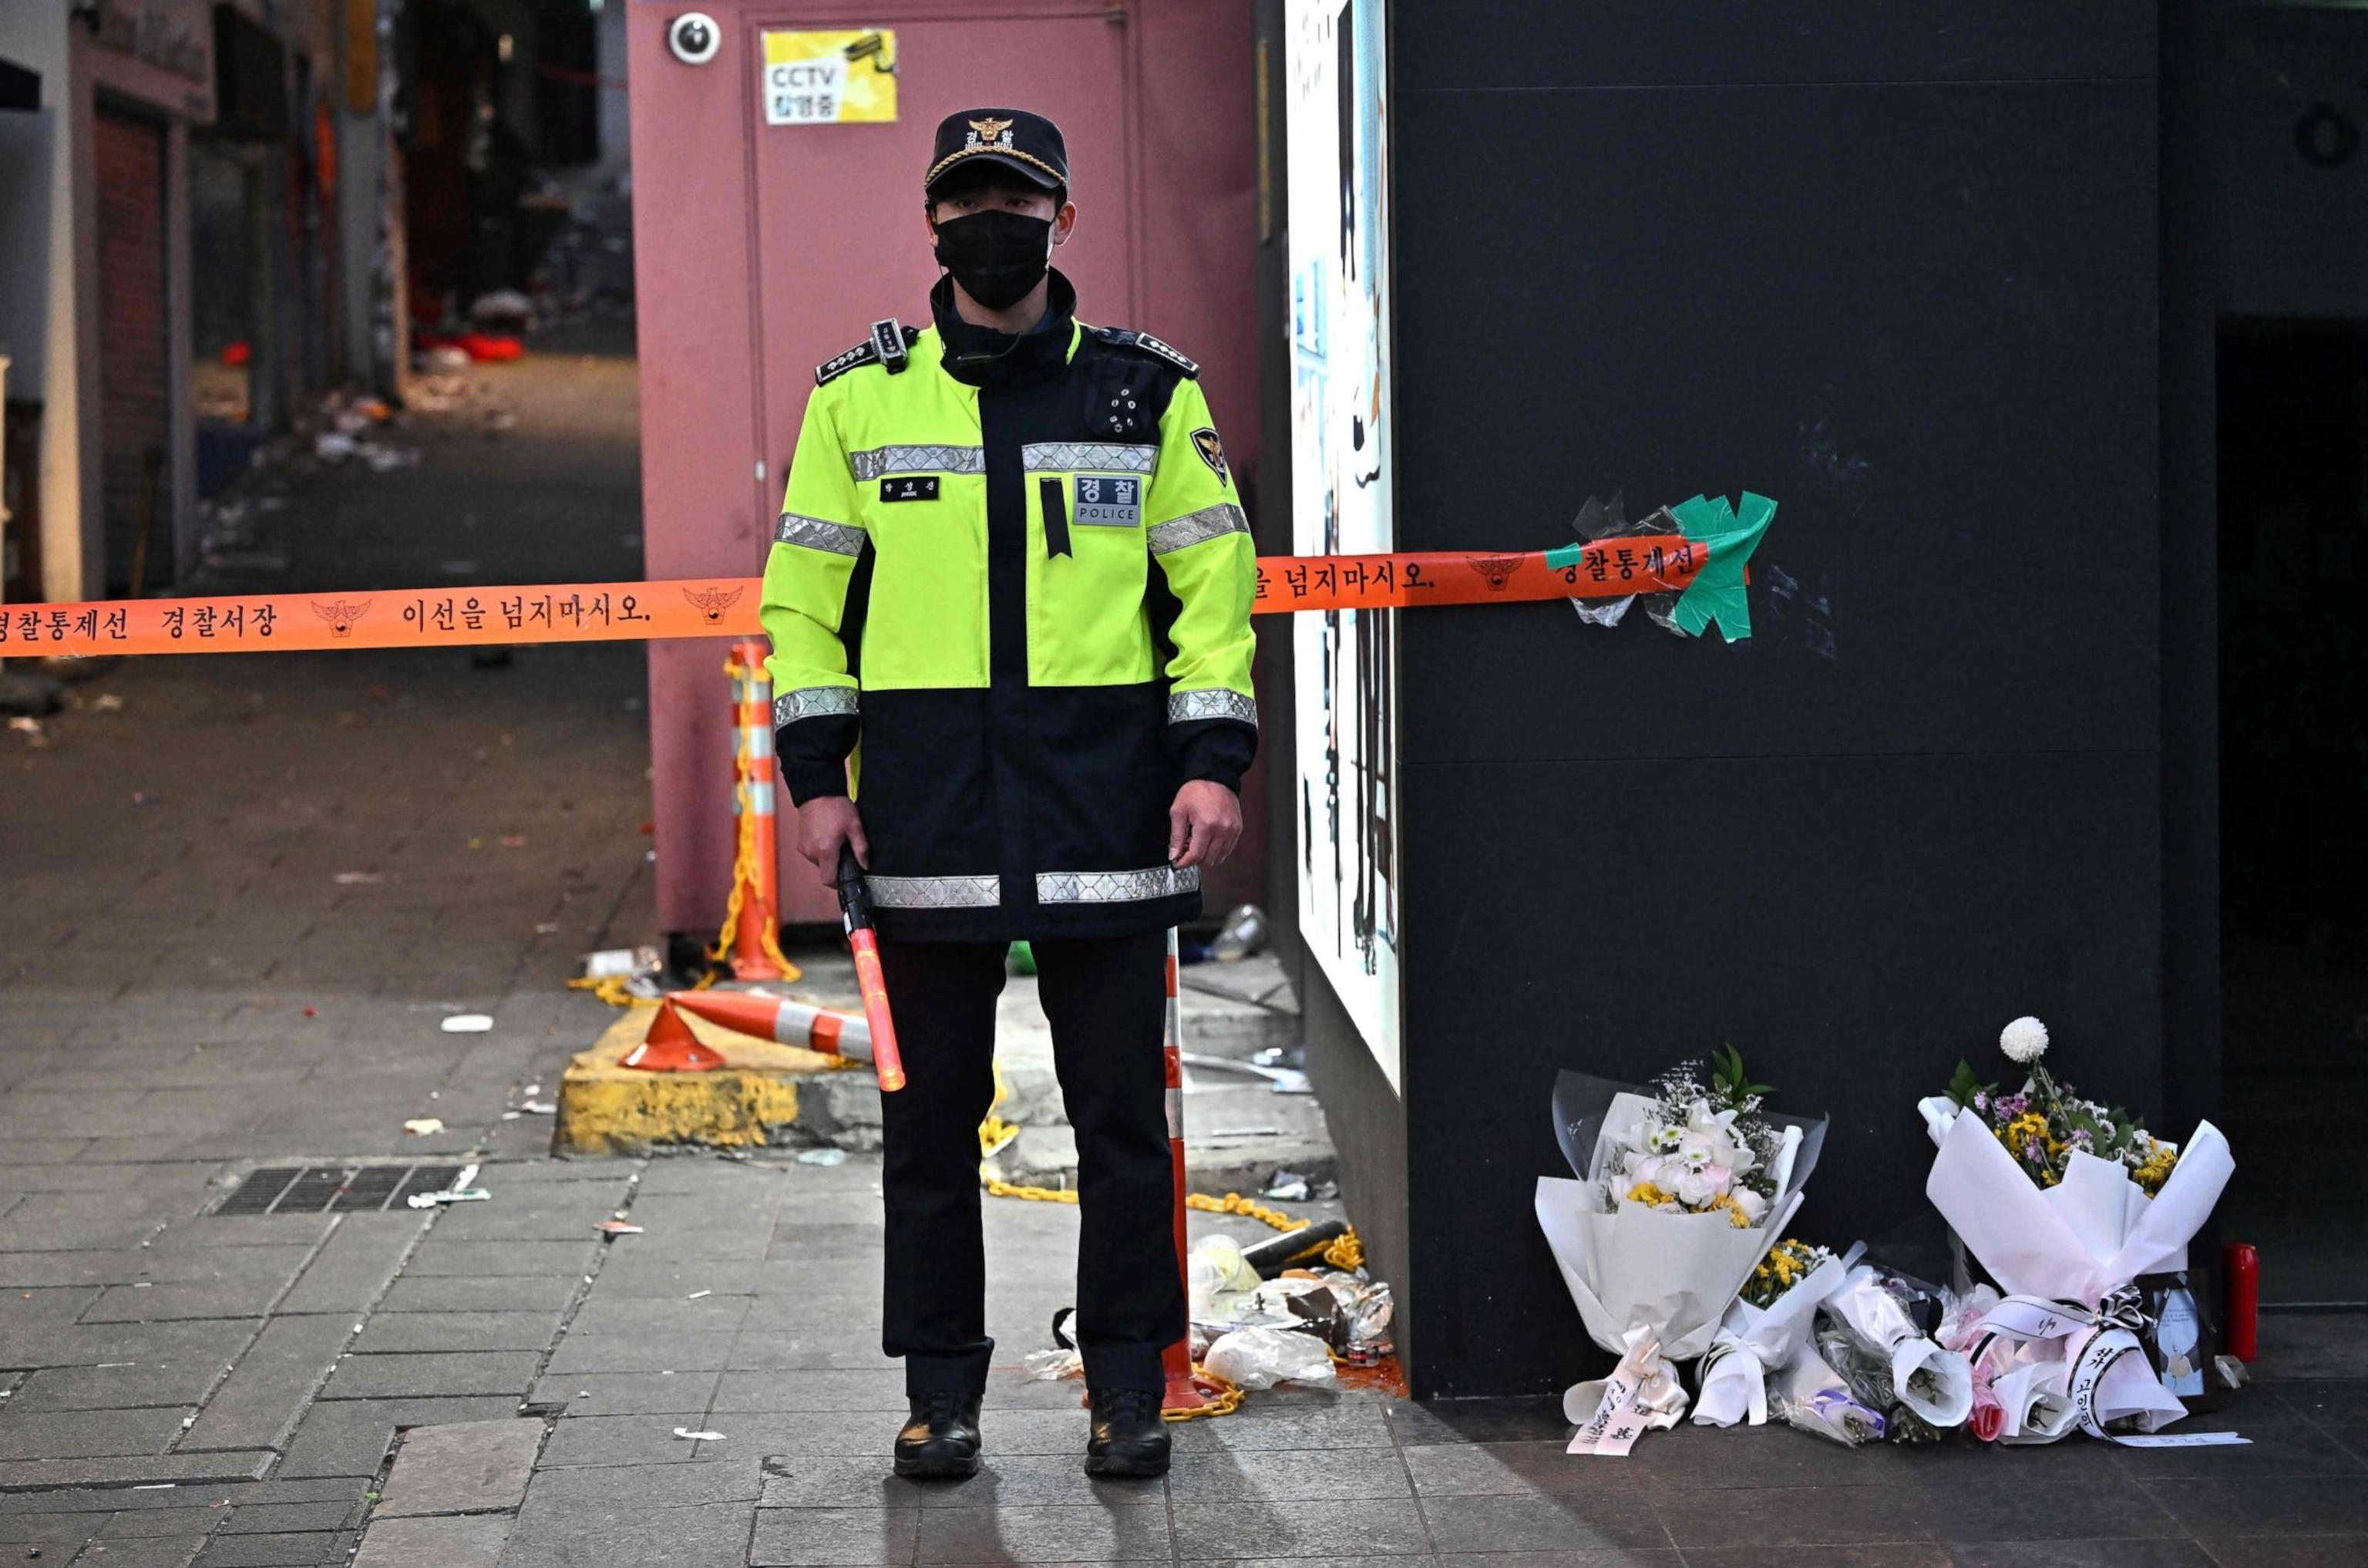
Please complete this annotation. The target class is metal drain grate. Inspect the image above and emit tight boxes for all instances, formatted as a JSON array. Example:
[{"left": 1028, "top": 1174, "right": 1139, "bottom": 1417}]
[{"left": 215, "top": 1164, "right": 462, "bottom": 1216}]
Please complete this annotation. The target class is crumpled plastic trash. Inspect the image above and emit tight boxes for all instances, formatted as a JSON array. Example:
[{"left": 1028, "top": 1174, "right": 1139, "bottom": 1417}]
[
  {"left": 1204, "top": 1326, "right": 1335, "bottom": 1389},
  {"left": 1260, "top": 1171, "right": 1311, "bottom": 1202},
  {"left": 1213, "top": 904, "right": 1269, "bottom": 961},
  {"left": 1023, "top": 1348, "right": 1084, "bottom": 1381},
  {"left": 402, "top": 1118, "right": 444, "bottom": 1136},
  {"left": 795, "top": 1149, "right": 847, "bottom": 1166},
  {"left": 1186, "top": 1235, "right": 1261, "bottom": 1314}
]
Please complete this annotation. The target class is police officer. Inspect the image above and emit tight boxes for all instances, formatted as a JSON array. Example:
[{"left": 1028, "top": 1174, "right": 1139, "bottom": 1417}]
[{"left": 760, "top": 108, "right": 1257, "bottom": 1479}]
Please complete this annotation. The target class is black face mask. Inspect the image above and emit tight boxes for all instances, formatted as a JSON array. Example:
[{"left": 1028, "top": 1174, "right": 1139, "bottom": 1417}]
[{"left": 932, "top": 209, "right": 1054, "bottom": 311}]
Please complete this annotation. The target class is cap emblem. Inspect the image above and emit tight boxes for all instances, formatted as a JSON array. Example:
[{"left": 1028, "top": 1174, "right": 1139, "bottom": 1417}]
[{"left": 967, "top": 116, "right": 1015, "bottom": 148}]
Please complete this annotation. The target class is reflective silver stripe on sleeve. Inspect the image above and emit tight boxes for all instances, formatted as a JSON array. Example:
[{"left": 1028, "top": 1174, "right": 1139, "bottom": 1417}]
[
  {"left": 776, "top": 513, "right": 866, "bottom": 556},
  {"left": 1168, "top": 689, "right": 1256, "bottom": 728},
  {"left": 1146, "top": 502, "right": 1249, "bottom": 556},
  {"left": 847, "top": 445, "right": 986, "bottom": 482},
  {"left": 1035, "top": 865, "right": 1201, "bottom": 903},
  {"left": 773, "top": 687, "right": 859, "bottom": 726},
  {"left": 865, "top": 873, "right": 1002, "bottom": 909},
  {"left": 1021, "top": 442, "right": 1159, "bottom": 475}
]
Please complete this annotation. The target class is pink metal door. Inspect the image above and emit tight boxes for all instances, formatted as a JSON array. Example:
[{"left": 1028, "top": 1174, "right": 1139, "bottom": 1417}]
[{"left": 634, "top": 0, "right": 1261, "bottom": 936}]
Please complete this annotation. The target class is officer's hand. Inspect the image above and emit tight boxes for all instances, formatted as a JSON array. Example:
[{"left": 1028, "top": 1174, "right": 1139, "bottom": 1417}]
[
  {"left": 794, "top": 796, "right": 870, "bottom": 872},
  {"left": 1168, "top": 781, "right": 1242, "bottom": 870}
]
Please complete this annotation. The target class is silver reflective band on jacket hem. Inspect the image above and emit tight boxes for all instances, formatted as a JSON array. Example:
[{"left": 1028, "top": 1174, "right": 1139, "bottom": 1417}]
[
  {"left": 777, "top": 513, "right": 866, "bottom": 557},
  {"left": 1146, "top": 503, "right": 1249, "bottom": 556},
  {"left": 1168, "top": 689, "right": 1256, "bottom": 728},
  {"left": 847, "top": 445, "right": 986, "bottom": 482},
  {"left": 774, "top": 687, "right": 859, "bottom": 726},
  {"left": 1021, "top": 442, "right": 1159, "bottom": 475},
  {"left": 865, "top": 873, "right": 1002, "bottom": 909},
  {"left": 1036, "top": 866, "right": 1201, "bottom": 903}
]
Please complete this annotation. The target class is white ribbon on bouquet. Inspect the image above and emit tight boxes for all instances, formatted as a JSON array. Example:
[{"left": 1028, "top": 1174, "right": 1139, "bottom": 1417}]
[
  {"left": 1692, "top": 1242, "right": 1865, "bottom": 1428},
  {"left": 1925, "top": 1109, "right": 2235, "bottom": 1442},
  {"left": 1564, "top": 1323, "right": 1689, "bottom": 1455}
]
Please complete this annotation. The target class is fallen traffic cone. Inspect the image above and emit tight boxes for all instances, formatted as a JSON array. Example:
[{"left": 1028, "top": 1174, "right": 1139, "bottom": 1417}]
[
  {"left": 664, "top": 989, "right": 873, "bottom": 1065},
  {"left": 620, "top": 1000, "right": 727, "bottom": 1072}
]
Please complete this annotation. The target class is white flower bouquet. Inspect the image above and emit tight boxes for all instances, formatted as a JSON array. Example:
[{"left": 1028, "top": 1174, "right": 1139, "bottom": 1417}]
[
  {"left": 1919, "top": 1018, "right": 2235, "bottom": 1442},
  {"left": 1693, "top": 1237, "right": 1864, "bottom": 1428},
  {"left": 1536, "top": 1050, "right": 1828, "bottom": 1455}
]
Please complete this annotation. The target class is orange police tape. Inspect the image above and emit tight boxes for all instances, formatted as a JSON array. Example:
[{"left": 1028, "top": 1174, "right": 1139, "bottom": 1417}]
[{"left": 8, "top": 540, "right": 1707, "bottom": 660}]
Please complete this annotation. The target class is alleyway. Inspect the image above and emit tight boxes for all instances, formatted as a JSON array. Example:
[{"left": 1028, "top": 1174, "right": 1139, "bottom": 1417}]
[{"left": 2, "top": 325, "right": 2363, "bottom": 1568}]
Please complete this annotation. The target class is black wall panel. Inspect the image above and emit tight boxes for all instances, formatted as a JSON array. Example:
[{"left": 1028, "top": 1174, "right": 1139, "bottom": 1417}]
[
  {"left": 1391, "top": 81, "right": 2159, "bottom": 763},
  {"left": 1394, "top": 2, "right": 2153, "bottom": 92},
  {"left": 1386, "top": 0, "right": 2160, "bottom": 1397}
]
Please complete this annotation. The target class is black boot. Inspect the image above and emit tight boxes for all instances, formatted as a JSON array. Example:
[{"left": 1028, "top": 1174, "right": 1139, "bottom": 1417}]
[
  {"left": 1085, "top": 1387, "right": 1170, "bottom": 1477},
  {"left": 893, "top": 1391, "right": 982, "bottom": 1479}
]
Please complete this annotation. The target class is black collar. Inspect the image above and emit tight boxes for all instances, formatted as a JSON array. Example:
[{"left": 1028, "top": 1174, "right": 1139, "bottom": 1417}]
[{"left": 932, "top": 270, "right": 1078, "bottom": 391}]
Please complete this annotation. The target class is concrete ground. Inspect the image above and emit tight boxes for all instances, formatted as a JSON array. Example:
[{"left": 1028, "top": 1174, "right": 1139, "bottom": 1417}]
[{"left": 1, "top": 318, "right": 2362, "bottom": 1568}]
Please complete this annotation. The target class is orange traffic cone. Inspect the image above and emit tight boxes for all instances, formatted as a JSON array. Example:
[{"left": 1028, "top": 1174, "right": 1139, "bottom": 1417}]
[
  {"left": 709, "top": 640, "right": 796, "bottom": 982},
  {"left": 620, "top": 1000, "right": 727, "bottom": 1072},
  {"left": 665, "top": 990, "right": 873, "bottom": 1065},
  {"left": 1156, "top": 927, "right": 1229, "bottom": 1415}
]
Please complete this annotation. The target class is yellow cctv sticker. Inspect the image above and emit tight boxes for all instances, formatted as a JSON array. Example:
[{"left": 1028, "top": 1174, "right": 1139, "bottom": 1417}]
[{"left": 760, "top": 29, "right": 896, "bottom": 126}]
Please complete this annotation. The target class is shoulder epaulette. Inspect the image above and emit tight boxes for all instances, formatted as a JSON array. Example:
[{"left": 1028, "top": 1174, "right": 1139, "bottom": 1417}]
[
  {"left": 816, "top": 319, "right": 923, "bottom": 386},
  {"left": 1091, "top": 325, "right": 1199, "bottom": 379}
]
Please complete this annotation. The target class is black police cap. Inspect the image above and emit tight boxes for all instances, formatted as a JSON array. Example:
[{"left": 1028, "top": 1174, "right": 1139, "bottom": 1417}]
[{"left": 924, "top": 108, "right": 1068, "bottom": 195}]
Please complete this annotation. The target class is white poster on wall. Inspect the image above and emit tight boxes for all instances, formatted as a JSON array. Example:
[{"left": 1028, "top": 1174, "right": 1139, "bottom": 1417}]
[{"left": 1285, "top": 0, "right": 1399, "bottom": 1091}]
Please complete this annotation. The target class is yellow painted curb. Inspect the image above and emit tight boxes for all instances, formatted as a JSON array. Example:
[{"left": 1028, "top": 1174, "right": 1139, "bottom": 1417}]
[{"left": 554, "top": 1006, "right": 855, "bottom": 1156}]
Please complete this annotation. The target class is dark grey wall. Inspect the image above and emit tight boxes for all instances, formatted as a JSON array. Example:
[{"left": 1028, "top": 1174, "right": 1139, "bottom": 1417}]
[{"left": 1388, "top": 2, "right": 2164, "bottom": 1397}]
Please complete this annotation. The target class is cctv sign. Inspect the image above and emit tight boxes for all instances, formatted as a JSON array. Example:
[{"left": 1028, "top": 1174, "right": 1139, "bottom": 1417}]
[{"left": 761, "top": 29, "right": 897, "bottom": 126}]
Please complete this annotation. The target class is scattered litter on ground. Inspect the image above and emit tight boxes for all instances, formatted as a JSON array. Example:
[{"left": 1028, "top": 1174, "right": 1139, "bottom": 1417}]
[
  {"left": 1260, "top": 1173, "right": 1311, "bottom": 1202},
  {"left": 1203, "top": 1326, "right": 1334, "bottom": 1389},
  {"left": 795, "top": 1149, "right": 848, "bottom": 1166},
  {"left": 582, "top": 946, "right": 663, "bottom": 980},
  {"left": 500, "top": 834, "right": 527, "bottom": 847},
  {"left": 671, "top": 1428, "right": 725, "bottom": 1442},
  {"left": 409, "top": 1188, "right": 489, "bottom": 1206},
  {"left": 1213, "top": 903, "right": 1270, "bottom": 961},
  {"left": 1023, "top": 1348, "right": 1084, "bottom": 1381},
  {"left": 130, "top": 790, "right": 156, "bottom": 805},
  {"left": 402, "top": 1119, "right": 446, "bottom": 1136},
  {"left": 536, "top": 922, "right": 561, "bottom": 934},
  {"left": 520, "top": 1100, "right": 557, "bottom": 1115},
  {"left": 92, "top": 694, "right": 124, "bottom": 712},
  {"left": 594, "top": 1220, "right": 643, "bottom": 1236},
  {"left": 686, "top": 1290, "right": 711, "bottom": 1300},
  {"left": 335, "top": 872, "right": 385, "bottom": 885},
  {"left": 8, "top": 716, "right": 48, "bottom": 747},
  {"left": 129, "top": 1483, "right": 176, "bottom": 1492},
  {"left": 440, "top": 1014, "right": 494, "bottom": 1033}
]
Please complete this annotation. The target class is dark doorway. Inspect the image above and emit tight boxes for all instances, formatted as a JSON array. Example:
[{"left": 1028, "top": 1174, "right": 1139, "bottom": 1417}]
[{"left": 2218, "top": 318, "right": 2368, "bottom": 1306}]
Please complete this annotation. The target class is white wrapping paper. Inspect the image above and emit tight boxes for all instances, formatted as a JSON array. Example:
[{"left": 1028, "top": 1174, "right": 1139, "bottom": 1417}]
[
  {"left": 1823, "top": 1265, "right": 1975, "bottom": 1428},
  {"left": 1536, "top": 1070, "right": 1827, "bottom": 1455},
  {"left": 1692, "top": 1243, "right": 1864, "bottom": 1428},
  {"left": 1925, "top": 1110, "right": 2235, "bottom": 1440}
]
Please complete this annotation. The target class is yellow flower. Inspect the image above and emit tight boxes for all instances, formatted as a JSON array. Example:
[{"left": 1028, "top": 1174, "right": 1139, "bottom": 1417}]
[
  {"left": 1626, "top": 1182, "right": 1669, "bottom": 1206},
  {"left": 2004, "top": 1112, "right": 2049, "bottom": 1147}
]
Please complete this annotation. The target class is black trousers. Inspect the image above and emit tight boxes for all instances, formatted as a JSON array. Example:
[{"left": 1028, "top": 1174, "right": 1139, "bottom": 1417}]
[{"left": 876, "top": 930, "right": 1183, "bottom": 1395}]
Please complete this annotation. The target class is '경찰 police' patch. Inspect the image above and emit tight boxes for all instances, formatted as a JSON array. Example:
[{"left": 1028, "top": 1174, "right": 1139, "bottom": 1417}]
[
  {"left": 880, "top": 476, "right": 940, "bottom": 503},
  {"left": 1190, "top": 429, "right": 1229, "bottom": 485},
  {"left": 1073, "top": 475, "right": 1141, "bottom": 527}
]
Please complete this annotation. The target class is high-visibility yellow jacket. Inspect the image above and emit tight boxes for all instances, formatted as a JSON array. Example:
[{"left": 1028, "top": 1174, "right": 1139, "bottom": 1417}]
[{"left": 762, "top": 273, "right": 1257, "bottom": 940}]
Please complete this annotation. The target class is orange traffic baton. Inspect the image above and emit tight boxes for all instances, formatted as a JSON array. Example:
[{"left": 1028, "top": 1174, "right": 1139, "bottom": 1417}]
[{"left": 835, "top": 845, "right": 906, "bottom": 1094}]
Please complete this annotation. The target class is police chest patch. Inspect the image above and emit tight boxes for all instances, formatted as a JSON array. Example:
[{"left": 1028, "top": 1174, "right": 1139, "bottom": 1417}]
[
  {"left": 880, "top": 476, "right": 940, "bottom": 503},
  {"left": 1073, "top": 475, "right": 1141, "bottom": 527},
  {"left": 1190, "top": 428, "right": 1229, "bottom": 485}
]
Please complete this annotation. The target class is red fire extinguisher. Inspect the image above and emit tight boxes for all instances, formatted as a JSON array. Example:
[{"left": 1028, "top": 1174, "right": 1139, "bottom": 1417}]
[{"left": 2224, "top": 1242, "right": 2259, "bottom": 1363}]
